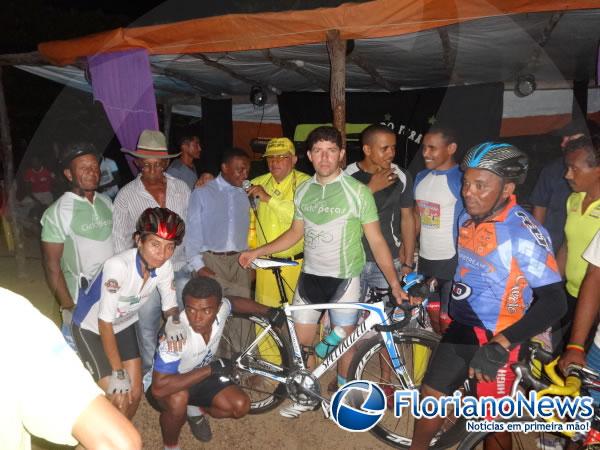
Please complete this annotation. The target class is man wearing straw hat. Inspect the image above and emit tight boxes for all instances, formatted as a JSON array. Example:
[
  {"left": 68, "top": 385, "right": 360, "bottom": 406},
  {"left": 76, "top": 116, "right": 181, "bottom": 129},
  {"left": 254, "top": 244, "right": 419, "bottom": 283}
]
[{"left": 112, "top": 129, "right": 191, "bottom": 378}]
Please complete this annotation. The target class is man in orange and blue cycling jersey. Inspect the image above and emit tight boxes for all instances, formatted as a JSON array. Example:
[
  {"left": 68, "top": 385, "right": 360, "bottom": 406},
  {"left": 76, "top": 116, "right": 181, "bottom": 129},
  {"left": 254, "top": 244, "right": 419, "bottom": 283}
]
[{"left": 410, "top": 142, "right": 567, "bottom": 450}]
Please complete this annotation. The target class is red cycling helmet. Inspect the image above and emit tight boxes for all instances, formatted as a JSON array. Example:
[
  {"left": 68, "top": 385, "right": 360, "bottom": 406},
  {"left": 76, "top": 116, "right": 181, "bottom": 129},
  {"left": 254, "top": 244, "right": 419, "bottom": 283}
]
[{"left": 135, "top": 208, "right": 185, "bottom": 245}]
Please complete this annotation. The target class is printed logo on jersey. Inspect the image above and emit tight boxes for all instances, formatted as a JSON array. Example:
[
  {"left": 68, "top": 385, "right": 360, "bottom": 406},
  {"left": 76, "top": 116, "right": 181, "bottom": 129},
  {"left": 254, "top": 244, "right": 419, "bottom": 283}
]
[
  {"left": 515, "top": 212, "right": 550, "bottom": 251},
  {"left": 506, "top": 276, "right": 526, "bottom": 314},
  {"left": 416, "top": 200, "right": 440, "bottom": 229},
  {"left": 304, "top": 227, "right": 334, "bottom": 248},
  {"left": 451, "top": 282, "right": 472, "bottom": 301},
  {"left": 104, "top": 279, "right": 120, "bottom": 293}
]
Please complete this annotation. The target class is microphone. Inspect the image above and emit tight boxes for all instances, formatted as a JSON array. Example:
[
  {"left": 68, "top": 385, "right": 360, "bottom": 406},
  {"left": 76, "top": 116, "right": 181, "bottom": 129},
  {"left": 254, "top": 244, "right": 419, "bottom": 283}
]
[{"left": 242, "top": 180, "right": 257, "bottom": 210}]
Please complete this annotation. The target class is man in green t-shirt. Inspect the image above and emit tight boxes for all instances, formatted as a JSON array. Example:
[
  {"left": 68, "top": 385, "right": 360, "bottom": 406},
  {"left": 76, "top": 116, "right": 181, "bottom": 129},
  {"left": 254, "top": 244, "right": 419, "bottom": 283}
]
[
  {"left": 240, "top": 126, "right": 405, "bottom": 418},
  {"left": 41, "top": 143, "right": 114, "bottom": 348}
]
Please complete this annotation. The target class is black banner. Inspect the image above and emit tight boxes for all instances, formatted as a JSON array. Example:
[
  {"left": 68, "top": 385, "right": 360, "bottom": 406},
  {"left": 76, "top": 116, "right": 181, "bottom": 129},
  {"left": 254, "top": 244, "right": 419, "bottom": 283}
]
[
  {"left": 201, "top": 97, "right": 233, "bottom": 175},
  {"left": 278, "top": 83, "right": 503, "bottom": 177}
]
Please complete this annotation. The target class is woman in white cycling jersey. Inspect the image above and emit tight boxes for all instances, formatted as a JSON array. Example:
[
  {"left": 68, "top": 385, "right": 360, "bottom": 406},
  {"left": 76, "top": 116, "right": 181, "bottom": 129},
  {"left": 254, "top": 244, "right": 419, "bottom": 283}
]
[{"left": 72, "top": 207, "right": 187, "bottom": 419}]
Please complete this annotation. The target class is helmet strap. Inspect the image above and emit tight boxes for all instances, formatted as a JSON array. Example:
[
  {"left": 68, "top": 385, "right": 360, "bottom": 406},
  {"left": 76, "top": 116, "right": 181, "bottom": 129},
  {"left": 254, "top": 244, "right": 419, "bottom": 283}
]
[{"left": 136, "top": 237, "right": 157, "bottom": 273}]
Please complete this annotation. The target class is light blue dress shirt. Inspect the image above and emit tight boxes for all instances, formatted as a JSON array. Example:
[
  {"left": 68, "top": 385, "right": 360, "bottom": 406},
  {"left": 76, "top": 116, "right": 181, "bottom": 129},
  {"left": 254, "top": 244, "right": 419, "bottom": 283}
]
[{"left": 185, "top": 174, "right": 250, "bottom": 271}]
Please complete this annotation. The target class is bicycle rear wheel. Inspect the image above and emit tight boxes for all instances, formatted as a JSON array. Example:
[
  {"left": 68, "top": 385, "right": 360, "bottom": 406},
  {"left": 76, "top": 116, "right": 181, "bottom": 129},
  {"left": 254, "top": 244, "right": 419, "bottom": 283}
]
[
  {"left": 217, "top": 312, "right": 292, "bottom": 414},
  {"left": 348, "top": 329, "right": 466, "bottom": 449}
]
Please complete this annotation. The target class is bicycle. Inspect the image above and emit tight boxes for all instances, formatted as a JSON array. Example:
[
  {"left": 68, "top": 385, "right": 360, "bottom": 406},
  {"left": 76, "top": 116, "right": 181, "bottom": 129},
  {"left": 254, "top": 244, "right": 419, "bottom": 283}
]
[
  {"left": 217, "top": 257, "right": 466, "bottom": 448},
  {"left": 456, "top": 341, "right": 600, "bottom": 450}
]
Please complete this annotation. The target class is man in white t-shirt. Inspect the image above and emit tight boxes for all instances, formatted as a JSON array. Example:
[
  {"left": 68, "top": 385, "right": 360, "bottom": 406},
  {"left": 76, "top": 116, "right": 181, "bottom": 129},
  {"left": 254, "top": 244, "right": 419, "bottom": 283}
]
[
  {"left": 147, "top": 276, "right": 283, "bottom": 448},
  {"left": 559, "top": 229, "right": 600, "bottom": 404},
  {"left": 414, "top": 125, "right": 463, "bottom": 333},
  {"left": 0, "top": 287, "right": 141, "bottom": 450}
]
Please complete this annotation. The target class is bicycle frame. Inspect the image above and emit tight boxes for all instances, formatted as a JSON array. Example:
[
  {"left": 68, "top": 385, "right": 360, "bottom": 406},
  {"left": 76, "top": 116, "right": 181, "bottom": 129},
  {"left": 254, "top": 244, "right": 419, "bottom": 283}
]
[{"left": 235, "top": 300, "right": 419, "bottom": 395}]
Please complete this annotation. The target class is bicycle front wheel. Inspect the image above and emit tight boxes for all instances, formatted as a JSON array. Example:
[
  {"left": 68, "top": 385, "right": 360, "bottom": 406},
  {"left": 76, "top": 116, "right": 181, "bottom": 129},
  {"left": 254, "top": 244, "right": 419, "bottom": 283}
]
[
  {"left": 217, "top": 312, "right": 292, "bottom": 414},
  {"left": 348, "top": 329, "right": 466, "bottom": 449}
]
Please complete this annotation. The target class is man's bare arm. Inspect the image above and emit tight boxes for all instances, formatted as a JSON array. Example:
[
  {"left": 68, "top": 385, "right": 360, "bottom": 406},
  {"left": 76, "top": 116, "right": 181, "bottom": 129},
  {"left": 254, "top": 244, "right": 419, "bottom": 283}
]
[
  {"left": 41, "top": 241, "right": 74, "bottom": 309},
  {"left": 151, "top": 365, "right": 213, "bottom": 398},
  {"left": 413, "top": 205, "right": 421, "bottom": 238},
  {"left": 400, "top": 207, "right": 416, "bottom": 268},
  {"left": 239, "top": 219, "right": 304, "bottom": 268},
  {"left": 532, "top": 206, "right": 547, "bottom": 225},
  {"left": 72, "top": 395, "right": 142, "bottom": 449}
]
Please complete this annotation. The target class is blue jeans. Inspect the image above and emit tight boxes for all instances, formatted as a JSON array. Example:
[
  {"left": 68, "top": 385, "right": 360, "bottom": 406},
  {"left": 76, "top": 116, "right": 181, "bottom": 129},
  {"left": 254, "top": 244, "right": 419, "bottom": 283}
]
[
  {"left": 360, "top": 261, "right": 390, "bottom": 299},
  {"left": 137, "top": 268, "right": 191, "bottom": 376},
  {"left": 586, "top": 343, "right": 600, "bottom": 406},
  {"left": 360, "top": 260, "right": 401, "bottom": 305}
]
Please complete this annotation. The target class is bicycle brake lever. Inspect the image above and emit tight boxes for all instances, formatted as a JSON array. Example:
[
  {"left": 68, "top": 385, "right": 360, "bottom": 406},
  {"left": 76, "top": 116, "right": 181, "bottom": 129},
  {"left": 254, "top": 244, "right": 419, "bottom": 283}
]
[{"left": 375, "top": 302, "right": 416, "bottom": 331}]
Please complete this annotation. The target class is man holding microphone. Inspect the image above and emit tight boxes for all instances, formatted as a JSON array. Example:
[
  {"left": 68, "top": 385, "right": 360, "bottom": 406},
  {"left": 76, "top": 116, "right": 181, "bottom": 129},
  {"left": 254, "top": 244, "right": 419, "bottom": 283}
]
[{"left": 246, "top": 138, "right": 311, "bottom": 310}]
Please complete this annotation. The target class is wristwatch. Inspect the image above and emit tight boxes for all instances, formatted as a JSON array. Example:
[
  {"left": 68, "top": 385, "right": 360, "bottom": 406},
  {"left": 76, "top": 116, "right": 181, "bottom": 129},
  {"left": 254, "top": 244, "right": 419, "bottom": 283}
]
[{"left": 402, "top": 263, "right": 416, "bottom": 270}]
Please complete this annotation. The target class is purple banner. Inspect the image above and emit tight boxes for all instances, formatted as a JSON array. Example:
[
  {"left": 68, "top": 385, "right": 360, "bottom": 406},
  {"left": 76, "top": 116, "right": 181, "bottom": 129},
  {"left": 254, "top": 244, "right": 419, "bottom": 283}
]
[{"left": 87, "top": 49, "right": 158, "bottom": 174}]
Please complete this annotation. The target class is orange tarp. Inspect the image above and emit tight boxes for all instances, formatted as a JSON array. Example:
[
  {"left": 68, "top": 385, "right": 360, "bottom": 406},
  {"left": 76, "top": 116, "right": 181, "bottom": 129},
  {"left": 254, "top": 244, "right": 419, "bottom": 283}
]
[{"left": 39, "top": 0, "right": 600, "bottom": 66}]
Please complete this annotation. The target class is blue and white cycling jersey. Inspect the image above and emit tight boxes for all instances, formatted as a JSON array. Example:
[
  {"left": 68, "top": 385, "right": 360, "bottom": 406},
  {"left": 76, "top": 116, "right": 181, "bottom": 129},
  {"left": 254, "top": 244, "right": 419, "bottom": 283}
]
[
  {"left": 153, "top": 298, "right": 232, "bottom": 374},
  {"left": 73, "top": 248, "right": 177, "bottom": 334}
]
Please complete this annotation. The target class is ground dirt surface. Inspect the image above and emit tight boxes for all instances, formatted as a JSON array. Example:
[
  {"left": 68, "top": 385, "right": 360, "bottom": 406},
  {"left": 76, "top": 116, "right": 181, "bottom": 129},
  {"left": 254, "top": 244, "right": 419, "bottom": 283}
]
[{"left": 0, "top": 232, "right": 388, "bottom": 450}]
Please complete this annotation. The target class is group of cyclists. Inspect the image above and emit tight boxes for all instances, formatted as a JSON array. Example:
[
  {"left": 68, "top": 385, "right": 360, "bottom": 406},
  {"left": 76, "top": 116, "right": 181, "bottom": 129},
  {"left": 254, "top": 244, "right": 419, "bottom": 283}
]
[{"left": 39, "top": 121, "right": 599, "bottom": 450}]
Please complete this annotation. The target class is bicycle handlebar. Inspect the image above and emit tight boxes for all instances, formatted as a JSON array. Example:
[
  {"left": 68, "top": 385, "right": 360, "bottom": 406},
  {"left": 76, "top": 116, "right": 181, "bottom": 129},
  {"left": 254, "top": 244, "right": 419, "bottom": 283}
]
[{"left": 510, "top": 354, "right": 585, "bottom": 438}]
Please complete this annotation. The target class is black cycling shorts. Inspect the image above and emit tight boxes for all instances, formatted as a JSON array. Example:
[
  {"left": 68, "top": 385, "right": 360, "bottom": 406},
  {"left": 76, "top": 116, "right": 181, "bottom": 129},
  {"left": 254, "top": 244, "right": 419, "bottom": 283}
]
[
  {"left": 422, "top": 321, "right": 480, "bottom": 395},
  {"left": 72, "top": 323, "right": 140, "bottom": 382},
  {"left": 146, "top": 374, "right": 235, "bottom": 410}
]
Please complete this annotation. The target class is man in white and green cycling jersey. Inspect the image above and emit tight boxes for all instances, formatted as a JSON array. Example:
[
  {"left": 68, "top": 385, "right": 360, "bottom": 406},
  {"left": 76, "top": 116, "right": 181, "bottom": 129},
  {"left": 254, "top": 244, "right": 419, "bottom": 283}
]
[
  {"left": 41, "top": 143, "right": 114, "bottom": 347},
  {"left": 240, "top": 126, "right": 405, "bottom": 418}
]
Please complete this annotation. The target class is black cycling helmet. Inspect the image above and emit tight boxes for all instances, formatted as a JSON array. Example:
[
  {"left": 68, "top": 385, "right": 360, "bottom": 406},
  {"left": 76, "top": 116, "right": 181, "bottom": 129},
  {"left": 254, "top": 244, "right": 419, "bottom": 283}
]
[
  {"left": 135, "top": 208, "right": 185, "bottom": 245},
  {"left": 60, "top": 142, "right": 99, "bottom": 168},
  {"left": 461, "top": 142, "right": 529, "bottom": 185}
]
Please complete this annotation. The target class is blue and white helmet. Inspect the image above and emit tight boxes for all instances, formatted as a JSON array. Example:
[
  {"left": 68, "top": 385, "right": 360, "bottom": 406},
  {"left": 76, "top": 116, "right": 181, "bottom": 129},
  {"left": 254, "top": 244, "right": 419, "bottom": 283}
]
[{"left": 461, "top": 142, "right": 529, "bottom": 185}]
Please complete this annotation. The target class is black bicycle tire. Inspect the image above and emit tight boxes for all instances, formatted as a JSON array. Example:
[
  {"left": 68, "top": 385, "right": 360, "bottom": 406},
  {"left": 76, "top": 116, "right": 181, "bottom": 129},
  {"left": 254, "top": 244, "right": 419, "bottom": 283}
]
[
  {"left": 348, "top": 329, "right": 467, "bottom": 449},
  {"left": 219, "top": 312, "right": 293, "bottom": 414}
]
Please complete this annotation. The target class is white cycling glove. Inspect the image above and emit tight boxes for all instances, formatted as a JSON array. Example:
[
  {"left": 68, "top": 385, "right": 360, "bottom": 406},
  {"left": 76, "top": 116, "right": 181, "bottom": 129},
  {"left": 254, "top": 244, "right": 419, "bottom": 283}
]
[
  {"left": 107, "top": 369, "right": 131, "bottom": 395},
  {"left": 60, "top": 307, "right": 73, "bottom": 326},
  {"left": 165, "top": 315, "right": 187, "bottom": 343}
]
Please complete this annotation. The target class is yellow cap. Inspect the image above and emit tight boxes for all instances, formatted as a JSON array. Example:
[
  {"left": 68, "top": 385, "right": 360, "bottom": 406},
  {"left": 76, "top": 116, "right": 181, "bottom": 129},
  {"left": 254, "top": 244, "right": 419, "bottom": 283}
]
[{"left": 263, "top": 138, "right": 295, "bottom": 157}]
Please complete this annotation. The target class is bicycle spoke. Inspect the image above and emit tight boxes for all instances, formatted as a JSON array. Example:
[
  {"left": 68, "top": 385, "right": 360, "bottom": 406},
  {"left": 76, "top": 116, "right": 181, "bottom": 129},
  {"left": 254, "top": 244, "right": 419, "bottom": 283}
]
[{"left": 218, "top": 313, "right": 292, "bottom": 414}]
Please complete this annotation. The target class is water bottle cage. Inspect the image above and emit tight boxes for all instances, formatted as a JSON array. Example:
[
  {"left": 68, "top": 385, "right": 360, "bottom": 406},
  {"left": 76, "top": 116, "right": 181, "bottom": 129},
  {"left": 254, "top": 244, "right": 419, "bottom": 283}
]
[
  {"left": 301, "top": 345, "right": 314, "bottom": 364},
  {"left": 317, "top": 342, "right": 337, "bottom": 359}
]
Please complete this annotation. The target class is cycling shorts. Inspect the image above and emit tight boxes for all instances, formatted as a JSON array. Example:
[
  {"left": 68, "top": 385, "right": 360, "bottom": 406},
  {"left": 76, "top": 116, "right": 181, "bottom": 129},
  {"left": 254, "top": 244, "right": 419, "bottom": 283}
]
[
  {"left": 292, "top": 273, "right": 361, "bottom": 326},
  {"left": 146, "top": 374, "right": 235, "bottom": 410},
  {"left": 423, "top": 321, "right": 519, "bottom": 399},
  {"left": 72, "top": 323, "right": 140, "bottom": 382}
]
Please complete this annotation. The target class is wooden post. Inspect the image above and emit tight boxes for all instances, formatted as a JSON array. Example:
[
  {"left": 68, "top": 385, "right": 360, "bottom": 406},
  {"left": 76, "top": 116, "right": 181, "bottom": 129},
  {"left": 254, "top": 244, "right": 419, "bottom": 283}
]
[
  {"left": 326, "top": 30, "right": 347, "bottom": 156},
  {"left": 0, "top": 67, "right": 26, "bottom": 277}
]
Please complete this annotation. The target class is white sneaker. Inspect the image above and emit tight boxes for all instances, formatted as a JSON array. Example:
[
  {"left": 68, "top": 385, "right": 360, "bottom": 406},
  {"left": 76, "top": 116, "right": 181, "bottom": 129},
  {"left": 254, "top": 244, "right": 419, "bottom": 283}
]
[{"left": 279, "top": 402, "right": 317, "bottom": 418}]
